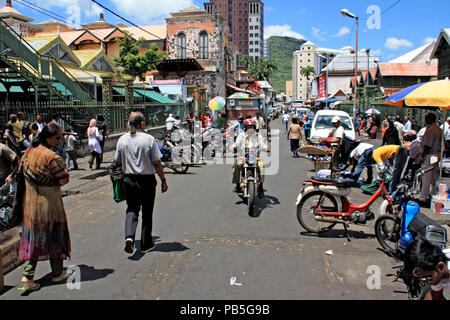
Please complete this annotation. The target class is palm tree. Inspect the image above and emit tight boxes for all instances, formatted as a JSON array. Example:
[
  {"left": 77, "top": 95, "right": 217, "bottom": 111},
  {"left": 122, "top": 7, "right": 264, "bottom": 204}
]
[
  {"left": 300, "top": 65, "right": 315, "bottom": 99},
  {"left": 239, "top": 56, "right": 278, "bottom": 81}
]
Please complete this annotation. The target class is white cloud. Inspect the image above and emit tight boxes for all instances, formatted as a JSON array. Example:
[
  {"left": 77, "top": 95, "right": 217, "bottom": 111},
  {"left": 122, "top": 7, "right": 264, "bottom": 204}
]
[
  {"left": 371, "top": 49, "right": 382, "bottom": 57},
  {"left": 264, "top": 25, "right": 305, "bottom": 40},
  {"left": 384, "top": 37, "right": 413, "bottom": 50},
  {"left": 30, "top": 0, "right": 103, "bottom": 18},
  {"left": 334, "top": 27, "right": 350, "bottom": 37},
  {"left": 423, "top": 37, "right": 437, "bottom": 45},
  {"left": 312, "top": 27, "right": 326, "bottom": 41},
  {"left": 110, "top": 0, "right": 193, "bottom": 23}
]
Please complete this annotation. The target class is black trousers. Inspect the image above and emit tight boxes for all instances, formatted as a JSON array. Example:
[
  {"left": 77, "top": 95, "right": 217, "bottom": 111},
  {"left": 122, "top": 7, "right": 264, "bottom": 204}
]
[{"left": 124, "top": 174, "right": 157, "bottom": 250}]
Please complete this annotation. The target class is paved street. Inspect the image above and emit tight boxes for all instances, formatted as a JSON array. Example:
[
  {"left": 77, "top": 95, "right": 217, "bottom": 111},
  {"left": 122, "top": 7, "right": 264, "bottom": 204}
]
[{"left": 0, "top": 119, "right": 425, "bottom": 300}]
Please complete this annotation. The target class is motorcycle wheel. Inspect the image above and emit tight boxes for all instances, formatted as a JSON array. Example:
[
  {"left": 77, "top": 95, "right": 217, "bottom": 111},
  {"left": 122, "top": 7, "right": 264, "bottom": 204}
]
[
  {"left": 172, "top": 162, "right": 189, "bottom": 174},
  {"left": 297, "top": 191, "right": 337, "bottom": 233},
  {"left": 248, "top": 180, "right": 256, "bottom": 217},
  {"left": 374, "top": 215, "right": 401, "bottom": 258}
]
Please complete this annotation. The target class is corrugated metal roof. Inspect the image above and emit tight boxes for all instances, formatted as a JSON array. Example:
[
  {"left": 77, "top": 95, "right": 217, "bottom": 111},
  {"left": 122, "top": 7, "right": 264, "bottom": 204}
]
[
  {"left": 323, "top": 53, "right": 378, "bottom": 72},
  {"left": 378, "top": 62, "right": 438, "bottom": 77}
]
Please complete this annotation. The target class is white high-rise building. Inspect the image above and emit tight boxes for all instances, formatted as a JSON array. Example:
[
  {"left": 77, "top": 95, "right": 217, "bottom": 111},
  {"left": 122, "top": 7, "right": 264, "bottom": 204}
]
[{"left": 248, "top": 1, "right": 264, "bottom": 59}]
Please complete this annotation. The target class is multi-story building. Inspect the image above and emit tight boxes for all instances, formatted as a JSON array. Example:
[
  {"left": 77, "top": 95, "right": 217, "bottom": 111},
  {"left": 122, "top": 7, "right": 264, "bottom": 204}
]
[
  {"left": 292, "top": 41, "right": 345, "bottom": 101},
  {"left": 204, "top": 0, "right": 264, "bottom": 60}
]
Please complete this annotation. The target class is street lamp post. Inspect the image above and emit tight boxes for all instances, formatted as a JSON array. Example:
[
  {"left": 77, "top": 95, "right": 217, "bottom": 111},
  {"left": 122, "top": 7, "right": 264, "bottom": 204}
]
[{"left": 341, "top": 9, "right": 358, "bottom": 120}]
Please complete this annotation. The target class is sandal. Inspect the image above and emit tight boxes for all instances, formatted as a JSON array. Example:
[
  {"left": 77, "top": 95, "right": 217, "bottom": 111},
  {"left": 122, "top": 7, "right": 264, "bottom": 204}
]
[
  {"left": 52, "top": 271, "right": 73, "bottom": 283},
  {"left": 17, "top": 282, "right": 40, "bottom": 291}
]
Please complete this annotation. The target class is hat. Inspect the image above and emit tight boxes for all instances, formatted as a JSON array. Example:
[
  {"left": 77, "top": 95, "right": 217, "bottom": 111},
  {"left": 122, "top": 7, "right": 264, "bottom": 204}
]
[
  {"left": 447, "top": 116, "right": 450, "bottom": 121},
  {"left": 331, "top": 116, "right": 340, "bottom": 123}
]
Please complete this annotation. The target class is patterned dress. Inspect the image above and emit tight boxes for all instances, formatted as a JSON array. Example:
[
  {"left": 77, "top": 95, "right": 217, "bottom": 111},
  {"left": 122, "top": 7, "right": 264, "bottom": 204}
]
[{"left": 19, "top": 145, "right": 71, "bottom": 261}]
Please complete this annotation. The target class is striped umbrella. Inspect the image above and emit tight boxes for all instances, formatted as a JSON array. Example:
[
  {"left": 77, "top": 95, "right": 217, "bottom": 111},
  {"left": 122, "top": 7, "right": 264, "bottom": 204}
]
[
  {"left": 385, "top": 79, "right": 450, "bottom": 109},
  {"left": 208, "top": 96, "right": 226, "bottom": 111},
  {"left": 384, "top": 79, "right": 450, "bottom": 177},
  {"left": 228, "top": 92, "right": 250, "bottom": 99}
]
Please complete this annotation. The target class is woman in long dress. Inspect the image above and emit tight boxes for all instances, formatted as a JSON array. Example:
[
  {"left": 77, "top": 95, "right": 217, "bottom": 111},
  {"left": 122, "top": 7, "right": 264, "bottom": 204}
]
[
  {"left": 19, "top": 122, "right": 71, "bottom": 291},
  {"left": 87, "top": 119, "right": 103, "bottom": 170}
]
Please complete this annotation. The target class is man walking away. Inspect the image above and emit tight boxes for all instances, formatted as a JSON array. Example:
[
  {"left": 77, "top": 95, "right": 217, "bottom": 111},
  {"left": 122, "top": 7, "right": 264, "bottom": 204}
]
[
  {"left": 404, "top": 116, "right": 412, "bottom": 132},
  {"left": 115, "top": 112, "right": 168, "bottom": 254},
  {"left": 64, "top": 127, "right": 79, "bottom": 171},
  {"left": 419, "top": 113, "right": 442, "bottom": 207},
  {"left": 282, "top": 111, "right": 290, "bottom": 134}
]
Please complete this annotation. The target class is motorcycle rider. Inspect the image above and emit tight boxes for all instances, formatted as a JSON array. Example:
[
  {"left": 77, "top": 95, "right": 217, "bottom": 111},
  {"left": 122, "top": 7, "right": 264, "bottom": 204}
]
[
  {"left": 230, "top": 119, "right": 270, "bottom": 197},
  {"left": 228, "top": 115, "right": 245, "bottom": 140}
]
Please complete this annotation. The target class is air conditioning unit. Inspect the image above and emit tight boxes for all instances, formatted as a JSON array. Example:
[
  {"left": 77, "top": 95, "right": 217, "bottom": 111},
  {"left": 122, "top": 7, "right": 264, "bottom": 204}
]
[{"left": 229, "top": 99, "right": 235, "bottom": 107}]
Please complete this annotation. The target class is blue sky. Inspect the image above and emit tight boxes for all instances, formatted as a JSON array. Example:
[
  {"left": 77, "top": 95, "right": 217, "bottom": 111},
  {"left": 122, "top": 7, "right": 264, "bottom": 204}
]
[{"left": 10, "top": 0, "right": 450, "bottom": 62}]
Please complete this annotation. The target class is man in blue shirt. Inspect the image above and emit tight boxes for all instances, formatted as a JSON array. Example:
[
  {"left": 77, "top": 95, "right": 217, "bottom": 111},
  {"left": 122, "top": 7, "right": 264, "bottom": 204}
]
[{"left": 304, "top": 116, "right": 312, "bottom": 140}]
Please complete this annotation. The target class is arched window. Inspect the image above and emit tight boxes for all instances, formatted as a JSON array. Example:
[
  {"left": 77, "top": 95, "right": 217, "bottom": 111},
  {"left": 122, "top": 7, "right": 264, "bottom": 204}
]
[
  {"left": 177, "top": 33, "right": 186, "bottom": 58},
  {"left": 199, "top": 31, "right": 208, "bottom": 59}
]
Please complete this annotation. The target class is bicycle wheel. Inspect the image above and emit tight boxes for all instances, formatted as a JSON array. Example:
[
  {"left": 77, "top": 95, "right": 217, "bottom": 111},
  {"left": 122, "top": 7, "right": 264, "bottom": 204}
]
[
  {"left": 374, "top": 215, "right": 401, "bottom": 257},
  {"left": 297, "top": 191, "right": 338, "bottom": 233}
]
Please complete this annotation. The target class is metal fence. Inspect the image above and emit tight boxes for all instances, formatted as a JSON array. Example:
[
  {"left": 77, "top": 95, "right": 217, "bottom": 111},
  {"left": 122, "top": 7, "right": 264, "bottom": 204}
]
[{"left": 0, "top": 101, "right": 191, "bottom": 139}]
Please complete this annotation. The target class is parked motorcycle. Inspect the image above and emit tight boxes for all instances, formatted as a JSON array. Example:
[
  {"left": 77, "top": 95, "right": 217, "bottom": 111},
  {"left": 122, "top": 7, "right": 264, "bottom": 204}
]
[
  {"left": 158, "top": 138, "right": 190, "bottom": 174},
  {"left": 296, "top": 174, "right": 390, "bottom": 240}
]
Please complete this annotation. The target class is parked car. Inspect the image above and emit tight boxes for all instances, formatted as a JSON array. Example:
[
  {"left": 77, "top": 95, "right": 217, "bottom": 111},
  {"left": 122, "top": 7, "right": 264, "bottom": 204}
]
[{"left": 310, "top": 110, "right": 356, "bottom": 141}]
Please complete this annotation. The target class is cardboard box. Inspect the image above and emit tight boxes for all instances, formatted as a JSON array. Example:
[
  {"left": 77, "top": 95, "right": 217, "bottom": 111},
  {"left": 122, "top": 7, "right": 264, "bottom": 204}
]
[
  {"left": 431, "top": 195, "right": 450, "bottom": 215},
  {"left": 0, "top": 234, "right": 22, "bottom": 275},
  {"left": 0, "top": 253, "right": 3, "bottom": 292},
  {"left": 0, "top": 227, "right": 20, "bottom": 247}
]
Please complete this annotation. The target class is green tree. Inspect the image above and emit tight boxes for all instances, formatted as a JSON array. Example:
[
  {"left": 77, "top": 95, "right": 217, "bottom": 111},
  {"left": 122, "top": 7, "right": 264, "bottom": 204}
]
[
  {"left": 300, "top": 65, "right": 315, "bottom": 79},
  {"left": 239, "top": 56, "right": 278, "bottom": 81},
  {"left": 114, "top": 30, "right": 167, "bottom": 81},
  {"left": 300, "top": 65, "right": 315, "bottom": 99}
]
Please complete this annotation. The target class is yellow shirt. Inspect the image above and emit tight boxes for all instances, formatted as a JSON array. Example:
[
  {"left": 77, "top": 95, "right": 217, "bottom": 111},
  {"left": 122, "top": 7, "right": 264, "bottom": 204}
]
[
  {"left": 372, "top": 145, "right": 402, "bottom": 164},
  {"left": 12, "top": 120, "right": 24, "bottom": 142}
]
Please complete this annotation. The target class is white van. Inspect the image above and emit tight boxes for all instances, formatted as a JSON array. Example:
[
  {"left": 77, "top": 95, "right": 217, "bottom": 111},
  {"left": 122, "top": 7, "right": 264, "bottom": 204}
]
[{"left": 310, "top": 110, "right": 356, "bottom": 141}]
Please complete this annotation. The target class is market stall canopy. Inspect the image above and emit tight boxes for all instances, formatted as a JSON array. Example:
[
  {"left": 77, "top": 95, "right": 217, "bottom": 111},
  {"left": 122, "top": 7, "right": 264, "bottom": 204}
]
[
  {"left": 385, "top": 79, "right": 450, "bottom": 110},
  {"left": 226, "top": 83, "right": 254, "bottom": 95}
]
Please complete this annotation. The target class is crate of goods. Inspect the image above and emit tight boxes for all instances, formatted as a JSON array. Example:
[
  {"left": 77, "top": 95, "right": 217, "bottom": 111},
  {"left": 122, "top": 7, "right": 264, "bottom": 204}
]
[
  {"left": 431, "top": 195, "right": 450, "bottom": 215},
  {"left": 314, "top": 161, "right": 330, "bottom": 172},
  {"left": 0, "top": 226, "right": 22, "bottom": 277}
]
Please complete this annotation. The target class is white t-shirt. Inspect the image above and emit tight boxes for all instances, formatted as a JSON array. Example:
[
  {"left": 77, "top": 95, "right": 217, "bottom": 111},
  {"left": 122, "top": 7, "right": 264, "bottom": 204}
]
[
  {"left": 431, "top": 249, "right": 450, "bottom": 292},
  {"left": 349, "top": 143, "right": 374, "bottom": 159},
  {"left": 423, "top": 123, "right": 442, "bottom": 155},
  {"left": 166, "top": 116, "right": 176, "bottom": 130},
  {"left": 282, "top": 114, "right": 290, "bottom": 122}
]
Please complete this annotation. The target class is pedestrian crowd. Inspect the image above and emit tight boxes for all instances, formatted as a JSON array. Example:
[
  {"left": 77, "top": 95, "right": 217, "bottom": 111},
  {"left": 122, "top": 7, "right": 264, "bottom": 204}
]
[{"left": 0, "top": 111, "right": 110, "bottom": 291}]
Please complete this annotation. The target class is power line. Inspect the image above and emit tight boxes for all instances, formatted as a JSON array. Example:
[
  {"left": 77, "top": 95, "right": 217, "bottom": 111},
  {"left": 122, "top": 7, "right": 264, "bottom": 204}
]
[
  {"left": 14, "top": 0, "right": 82, "bottom": 29},
  {"left": 360, "top": 0, "right": 401, "bottom": 21},
  {"left": 90, "top": 0, "right": 201, "bottom": 54}
]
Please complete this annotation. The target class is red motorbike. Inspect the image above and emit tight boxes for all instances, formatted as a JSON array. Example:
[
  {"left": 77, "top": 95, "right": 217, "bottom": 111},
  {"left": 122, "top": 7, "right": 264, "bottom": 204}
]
[{"left": 296, "top": 175, "right": 394, "bottom": 240}]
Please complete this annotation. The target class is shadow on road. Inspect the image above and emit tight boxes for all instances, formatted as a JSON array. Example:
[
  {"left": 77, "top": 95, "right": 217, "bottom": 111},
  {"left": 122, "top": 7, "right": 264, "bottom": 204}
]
[
  {"left": 300, "top": 228, "right": 376, "bottom": 240},
  {"left": 128, "top": 237, "right": 189, "bottom": 261},
  {"left": 235, "top": 193, "right": 280, "bottom": 218},
  {"left": 19, "top": 264, "right": 114, "bottom": 296}
]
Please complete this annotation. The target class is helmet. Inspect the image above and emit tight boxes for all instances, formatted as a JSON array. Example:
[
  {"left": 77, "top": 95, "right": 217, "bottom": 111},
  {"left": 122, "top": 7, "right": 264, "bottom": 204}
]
[
  {"left": 238, "top": 115, "right": 244, "bottom": 122},
  {"left": 243, "top": 119, "right": 257, "bottom": 129}
]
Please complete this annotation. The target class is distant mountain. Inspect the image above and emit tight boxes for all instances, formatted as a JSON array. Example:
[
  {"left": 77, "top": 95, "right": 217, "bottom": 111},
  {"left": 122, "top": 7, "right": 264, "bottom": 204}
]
[{"left": 268, "top": 36, "right": 306, "bottom": 94}]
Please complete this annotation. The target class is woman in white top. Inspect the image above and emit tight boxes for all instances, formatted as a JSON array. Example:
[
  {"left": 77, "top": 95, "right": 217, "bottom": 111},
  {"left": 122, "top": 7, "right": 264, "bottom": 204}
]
[{"left": 87, "top": 119, "right": 103, "bottom": 170}]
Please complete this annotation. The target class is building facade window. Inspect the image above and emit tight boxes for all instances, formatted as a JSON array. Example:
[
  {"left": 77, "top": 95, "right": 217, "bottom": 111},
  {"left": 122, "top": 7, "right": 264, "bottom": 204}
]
[
  {"left": 199, "top": 31, "right": 208, "bottom": 59},
  {"left": 177, "top": 32, "right": 186, "bottom": 58}
]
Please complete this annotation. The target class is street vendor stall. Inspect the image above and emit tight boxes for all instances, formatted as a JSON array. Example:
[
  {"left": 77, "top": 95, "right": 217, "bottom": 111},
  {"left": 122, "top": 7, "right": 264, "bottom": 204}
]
[{"left": 297, "top": 145, "right": 332, "bottom": 171}]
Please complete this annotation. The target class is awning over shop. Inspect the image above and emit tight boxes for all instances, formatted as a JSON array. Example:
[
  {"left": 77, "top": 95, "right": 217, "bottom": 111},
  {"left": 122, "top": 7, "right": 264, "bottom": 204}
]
[
  {"left": 112, "top": 86, "right": 177, "bottom": 103},
  {"left": 156, "top": 58, "right": 204, "bottom": 78},
  {"left": 135, "top": 89, "right": 177, "bottom": 104}
]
